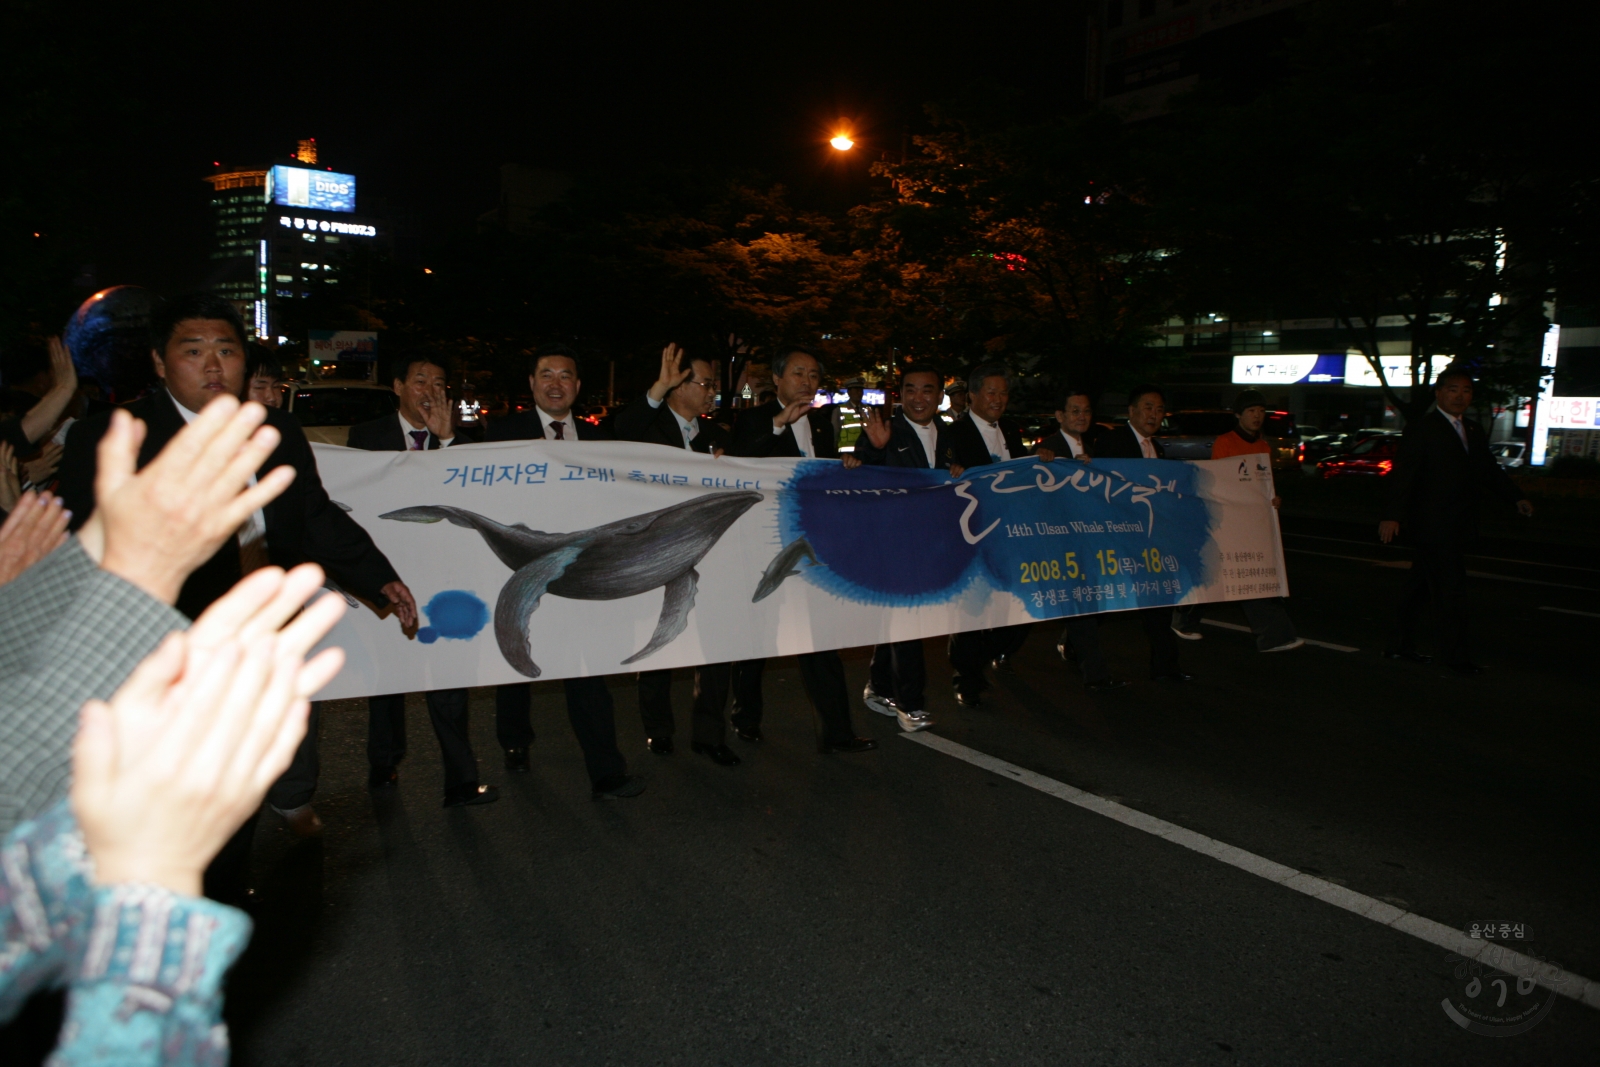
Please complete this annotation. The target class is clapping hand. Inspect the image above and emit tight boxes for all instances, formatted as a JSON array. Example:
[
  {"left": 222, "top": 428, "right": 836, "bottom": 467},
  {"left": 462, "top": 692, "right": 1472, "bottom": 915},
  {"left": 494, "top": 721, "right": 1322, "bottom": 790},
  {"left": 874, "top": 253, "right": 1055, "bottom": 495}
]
[
  {"left": 76, "top": 398, "right": 294, "bottom": 605},
  {"left": 71, "top": 564, "right": 346, "bottom": 897},
  {"left": 648, "top": 343, "right": 692, "bottom": 402},
  {"left": 0, "top": 490, "right": 70, "bottom": 585},
  {"left": 0, "top": 441, "right": 19, "bottom": 511},
  {"left": 24, "top": 440, "right": 64, "bottom": 486}
]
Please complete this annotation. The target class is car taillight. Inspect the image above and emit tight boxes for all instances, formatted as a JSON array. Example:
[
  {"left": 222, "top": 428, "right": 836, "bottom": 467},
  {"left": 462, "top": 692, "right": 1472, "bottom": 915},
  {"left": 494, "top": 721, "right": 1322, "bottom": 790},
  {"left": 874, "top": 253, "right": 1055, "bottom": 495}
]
[
  {"left": 1377, "top": 459, "right": 1393, "bottom": 472},
  {"left": 1297, "top": 443, "right": 1305, "bottom": 463}
]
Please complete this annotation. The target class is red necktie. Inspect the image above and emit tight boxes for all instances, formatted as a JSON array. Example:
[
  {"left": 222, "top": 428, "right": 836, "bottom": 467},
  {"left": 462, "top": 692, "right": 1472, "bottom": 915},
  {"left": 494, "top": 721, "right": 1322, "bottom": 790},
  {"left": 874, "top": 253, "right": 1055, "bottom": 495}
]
[{"left": 551, "top": 421, "right": 565, "bottom": 440}]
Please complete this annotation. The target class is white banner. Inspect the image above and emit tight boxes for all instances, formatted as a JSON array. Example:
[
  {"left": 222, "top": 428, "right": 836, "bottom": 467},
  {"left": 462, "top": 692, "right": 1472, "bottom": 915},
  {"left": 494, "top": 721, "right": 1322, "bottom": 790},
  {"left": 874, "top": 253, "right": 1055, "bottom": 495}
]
[{"left": 309, "top": 441, "right": 1287, "bottom": 699}]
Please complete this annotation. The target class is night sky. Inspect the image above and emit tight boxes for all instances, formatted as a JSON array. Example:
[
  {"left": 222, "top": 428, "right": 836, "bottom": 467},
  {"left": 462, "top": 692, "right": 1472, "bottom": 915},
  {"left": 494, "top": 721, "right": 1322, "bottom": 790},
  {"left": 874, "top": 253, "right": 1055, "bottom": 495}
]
[{"left": 51, "top": 1, "right": 1084, "bottom": 296}]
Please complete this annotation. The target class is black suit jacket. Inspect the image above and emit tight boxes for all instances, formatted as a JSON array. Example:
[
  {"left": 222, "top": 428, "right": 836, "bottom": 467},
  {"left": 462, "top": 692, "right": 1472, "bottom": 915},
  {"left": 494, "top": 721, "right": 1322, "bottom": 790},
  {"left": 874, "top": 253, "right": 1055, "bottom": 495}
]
[
  {"left": 854, "top": 411, "right": 951, "bottom": 470},
  {"left": 612, "top": 393, "right": 730, "bottom": 454},
  {"left": 1383, "top": 409, "right": 1524, "bottom": 544},
  {"left": 486, "top": 408, "right": 612, "bottom": 443},
  {"left": 945, "top": 413, "right": 1026, "bottom": 470},
  {"left": 346, "top": 412, "right": 451, "bottom": 452},
  {"left": 729, "top": 400, "right": 837, "bottom": 459},
  {"left": 1095, "top": 423, "right": 1166, "bottom": 460},
  {"left": 58, "top": 392, "right": 400, "bottom": 621}
]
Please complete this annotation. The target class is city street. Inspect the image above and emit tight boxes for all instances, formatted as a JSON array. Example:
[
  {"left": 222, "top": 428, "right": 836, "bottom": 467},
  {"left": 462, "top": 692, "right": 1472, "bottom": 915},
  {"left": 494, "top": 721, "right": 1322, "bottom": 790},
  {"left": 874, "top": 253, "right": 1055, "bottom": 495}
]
[{"left": 189, "top": 517, "right": 1600, "bottom": 1065}]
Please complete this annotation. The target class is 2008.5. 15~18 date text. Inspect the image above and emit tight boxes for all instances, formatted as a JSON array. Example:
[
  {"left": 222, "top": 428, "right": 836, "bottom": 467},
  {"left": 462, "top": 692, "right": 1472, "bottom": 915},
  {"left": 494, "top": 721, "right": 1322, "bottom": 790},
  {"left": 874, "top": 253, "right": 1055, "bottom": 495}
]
[{"left": 1017, "top": 548, "right": 1177, "bottom": 584}]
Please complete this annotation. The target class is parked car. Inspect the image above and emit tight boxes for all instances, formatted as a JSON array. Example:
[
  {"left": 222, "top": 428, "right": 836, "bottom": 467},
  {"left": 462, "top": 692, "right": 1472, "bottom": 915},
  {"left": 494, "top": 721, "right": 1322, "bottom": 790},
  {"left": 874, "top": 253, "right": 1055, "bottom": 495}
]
[
  {"left": 1156, "top": 410, "right": 1302, "bottom": 471},
  {"left": 1317, "top": 432, "right": 1401, "bottom": 479},
  {"left": 285, "top": 381, "right": 397, "bottom": 446},
  {"left": 1490, "top": 441, "right": 1527, "bottom": 468},
  {"left": 1301, "top": 426, "right": 1392, "bottom": 465}
]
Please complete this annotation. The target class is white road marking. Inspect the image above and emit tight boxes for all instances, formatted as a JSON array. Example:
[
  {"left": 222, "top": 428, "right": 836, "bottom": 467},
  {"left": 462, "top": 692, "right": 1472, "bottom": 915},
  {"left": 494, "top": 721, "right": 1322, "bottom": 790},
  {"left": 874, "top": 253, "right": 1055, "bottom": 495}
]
[
  {"left": 1283, "top": 532, "right": 1600, "bottom": 574},
  {"left": 1199, "top": 618, "right": 1359, "bottom": 653},
  {"left": 1540, "top": 606, "right": 1600, "bottom": 619},
  {"left": 902, "top": 731, "right": 1600, "bottom": 1010},
  {"left": 1287, "top": 548, "right": 1595, "bottom": 591}
]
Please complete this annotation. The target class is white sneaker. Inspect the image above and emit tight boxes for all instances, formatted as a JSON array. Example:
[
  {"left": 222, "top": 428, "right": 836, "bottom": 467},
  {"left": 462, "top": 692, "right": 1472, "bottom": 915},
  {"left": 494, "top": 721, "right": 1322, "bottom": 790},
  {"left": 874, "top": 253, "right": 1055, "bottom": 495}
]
[
  {"left": 1262, "top": 637, "right": 1306, "bottom": 652},
  {"left": 896, "top": 708, "right": 934, "bottom": 732},
  {"left": 1172, "top": 625, "right": 1204, "bottom": 641},
  {"left": 862, "top": 687, "right": 897, "bottom": 717}
]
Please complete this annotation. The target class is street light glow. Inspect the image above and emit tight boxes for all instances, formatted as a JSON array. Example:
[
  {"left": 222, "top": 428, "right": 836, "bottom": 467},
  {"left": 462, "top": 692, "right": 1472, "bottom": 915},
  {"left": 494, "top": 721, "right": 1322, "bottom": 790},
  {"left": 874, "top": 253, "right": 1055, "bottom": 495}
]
[{"left": 830, "top": 134, "right": 855, "bottom": 151}]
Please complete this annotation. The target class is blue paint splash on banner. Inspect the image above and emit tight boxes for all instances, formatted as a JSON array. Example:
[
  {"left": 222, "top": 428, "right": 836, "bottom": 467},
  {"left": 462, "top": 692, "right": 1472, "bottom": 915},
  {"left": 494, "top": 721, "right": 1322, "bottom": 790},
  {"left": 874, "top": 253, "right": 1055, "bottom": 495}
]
[{"left": 416, "top": 589, "right": 490, "bottom": 644}]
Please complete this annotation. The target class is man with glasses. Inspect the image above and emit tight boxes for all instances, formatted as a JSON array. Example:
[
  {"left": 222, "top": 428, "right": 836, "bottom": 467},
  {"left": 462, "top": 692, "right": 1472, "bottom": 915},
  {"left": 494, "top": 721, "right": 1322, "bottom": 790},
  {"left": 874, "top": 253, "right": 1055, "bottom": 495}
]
[{"left": 614, "top": 344, "right": 741, "bottom": 766}]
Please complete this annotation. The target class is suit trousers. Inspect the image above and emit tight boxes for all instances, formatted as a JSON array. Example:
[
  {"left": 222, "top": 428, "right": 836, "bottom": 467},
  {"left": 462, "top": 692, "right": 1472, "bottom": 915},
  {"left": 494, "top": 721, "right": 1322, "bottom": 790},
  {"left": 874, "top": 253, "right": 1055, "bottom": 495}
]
[
  {"left": 869, "top": 640, "right": 926, "bottom": 710},
  {"left": 1137, "top": 609, "right": 1181, "bottom": 676},
  {"left": 561, "top": 675, "right": 629, "bottom": 787},
  {"left": 494, "top": 683, "right": 537, "bottom": 750},
  {"left": 1389, "top": 541, "right": 1469, "bottom": 664},
  {"left": 266, "top": 702, "right": 324, "bottom": 810},
  {"left": 638, "top": 668, "right": 727, "bottom": 746},
  {"left": 1172, "top": 599, "right": 1298, "bottom": 650},
  {"left": 1057, "top": 616, "right": 1110, "bottom": 685},
  {"left": 948, "top": 624, "right": 1031, "bottom": 694},
  {"left": 703, "top": 655, "right": 855, "bottom": 745},
  {"left": 367, "top": 688, "right": 479, "bottom": 792}
]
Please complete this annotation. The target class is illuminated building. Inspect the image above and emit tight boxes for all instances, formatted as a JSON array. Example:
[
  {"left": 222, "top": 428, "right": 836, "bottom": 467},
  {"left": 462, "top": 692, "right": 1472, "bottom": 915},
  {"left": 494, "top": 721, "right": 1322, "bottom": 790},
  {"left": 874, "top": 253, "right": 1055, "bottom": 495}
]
[{"left": 202, "top": 140, "right": 388, "bottom": 346}]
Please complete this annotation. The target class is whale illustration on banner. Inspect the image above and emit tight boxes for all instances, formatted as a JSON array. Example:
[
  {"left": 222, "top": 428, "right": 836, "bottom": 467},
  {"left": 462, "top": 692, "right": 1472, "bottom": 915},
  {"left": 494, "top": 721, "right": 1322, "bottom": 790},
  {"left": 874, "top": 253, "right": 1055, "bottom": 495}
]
[{"left": 380, "top": 490, "right": 763, "bottom": 677}]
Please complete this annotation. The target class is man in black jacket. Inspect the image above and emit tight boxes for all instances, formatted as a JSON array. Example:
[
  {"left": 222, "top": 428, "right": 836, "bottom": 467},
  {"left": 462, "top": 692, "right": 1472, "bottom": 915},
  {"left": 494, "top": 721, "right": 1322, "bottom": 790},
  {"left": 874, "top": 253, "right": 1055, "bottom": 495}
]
[
  {"left": 1094, "top": 383, "right": 1190, "bottom": 683},
  {"left": 345, "top": 355, "right": 499, "bottom": 808},
  {"left": 719, "top": 345, "right": 877, "bottom": 755},
  {"left": 614, "top": 344, "right": 741, "bottom": 766},
  {"left": 486, "top": 344, "right": 644, "bottom": 799},
  {"left": 851, "top": 362, "right": 948, "bottom": 731},
  {"left": 1379, "top": 366, "right": 1531, "bottom": 673},
  {"left": 56, "top": 293, "right": 419, "bottom": 895},
  {"left": 944, "top": 362, "right": 1032, "bottom": 706},
  {"left": 1034, "top": 387, "right": 1129, "bottom": 692}
]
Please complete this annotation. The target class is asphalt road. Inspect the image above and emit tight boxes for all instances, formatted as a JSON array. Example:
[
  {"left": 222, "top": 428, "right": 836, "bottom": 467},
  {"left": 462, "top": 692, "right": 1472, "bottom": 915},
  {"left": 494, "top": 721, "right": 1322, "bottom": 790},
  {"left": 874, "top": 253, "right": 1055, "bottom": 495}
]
[{"left": 10, "top": 522, "right": 1598, "bottom": 1065}]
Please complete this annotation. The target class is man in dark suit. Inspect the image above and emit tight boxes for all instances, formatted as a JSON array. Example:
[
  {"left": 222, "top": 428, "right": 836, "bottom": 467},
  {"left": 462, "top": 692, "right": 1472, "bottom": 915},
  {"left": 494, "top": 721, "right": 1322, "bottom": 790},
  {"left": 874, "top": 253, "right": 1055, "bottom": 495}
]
[
  {"left": 1093, "top": 383, "right": 1190, "bottom": 683},
  {"left": 1379, "top": 366, "right": 1531, "bottom": 673},
  {"left": 1034, "top": 387, "right": 1129, "bottom": 692},
  {"left": 486, "top": 344, "right": 645, "bottom": 799},
  {"left": 55, "top": 293, "right": 422, "bottom": 897},
  {"left": 345, "top": 355, "right": 499, "bottom": 808},
  {"left": 719, "top": 345, "right": 877, "bottom": 755},
  {"left": 943, "top": 362, "right": 1031, "bottom": 706},
  {"left": 850, "top": 362, "right": 949, "bottom": 732},
  {"left": 614, "top": 344, "right": 742, "bottom": 766}
]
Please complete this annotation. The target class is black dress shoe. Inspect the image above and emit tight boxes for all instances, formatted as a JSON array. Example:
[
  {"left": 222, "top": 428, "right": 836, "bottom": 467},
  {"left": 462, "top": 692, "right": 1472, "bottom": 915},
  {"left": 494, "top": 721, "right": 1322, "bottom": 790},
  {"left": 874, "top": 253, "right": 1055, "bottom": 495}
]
[
  {"left": 368, "top": 765, "right": 398, "bottom": 788},
  {"left": 691, "top": 742, "right": 742, "bottom": 766},
  {"left": 443, "top": 783, "right": 500, "bottom": 807},
  {"left": 504, "top": 747, "right": 530, "bottom": 772},
  {"left": 1383, "top": 649, "right": 1434, "bottom": 664},
  {"left": 592, "top": 774, "right": 647, "bottom": 800},
  {"left": 1086, "top": 678, "right": 1130, "bottom": 692},
  {"left": 1153, "top": 671, "right": 1196, "bottom": 683},
  {"left": 954, "top": 690, "right": 982, "bottom": 708},
  {"left": 733, "top": 724, "right": 763, "bottom": 743},
  {"left": 647, "top": 736, "right": 675, "bottom": 755},
  {"left": 818, "top": 736, "right": 879, "bottom": 754},
  {"left": 990, "top": 654, "right": 1016, "bottom": 673},
  {"left": 1448, "top": 660, "right": 1486, "bottom": 676}
]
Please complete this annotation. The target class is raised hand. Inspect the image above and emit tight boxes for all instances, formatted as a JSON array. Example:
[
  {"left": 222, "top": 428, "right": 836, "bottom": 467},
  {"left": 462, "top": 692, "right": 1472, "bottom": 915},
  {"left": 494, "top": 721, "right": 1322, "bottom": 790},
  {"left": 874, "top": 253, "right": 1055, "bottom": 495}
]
[
  {"left": 772, "top": 397, "right": 814, "bottom": 430},
  {"left": 18, "top": 337, "right": 80, "bottom": 445},
  {"left": 76, "top": 398, "right": 295, "bottom": 605},
  {"left": 647, "top": 343, "right": 692, "bottom": 402},
  {"left": 422, "top": 383, "right": 454, "bottom": 441},
  {"left": 0, "top": 490, "right": 70, "bottom": 585},
  {"left": 862, "top": 406, "right": 892, "bottom": 450},
  {"left": 23, "top": 440, "right": 64, "bottom": 486},
  {"left": 0, "top": 441, "right": 19, "bottom": 511},
  {"left": 1378, "top": 520, "right": 1399, "bottom": 544}
]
